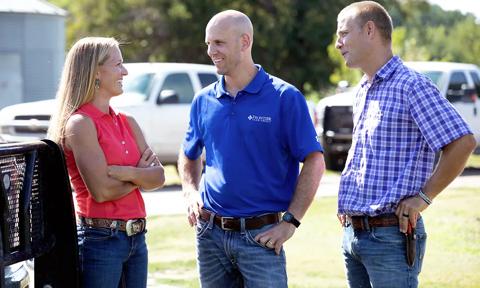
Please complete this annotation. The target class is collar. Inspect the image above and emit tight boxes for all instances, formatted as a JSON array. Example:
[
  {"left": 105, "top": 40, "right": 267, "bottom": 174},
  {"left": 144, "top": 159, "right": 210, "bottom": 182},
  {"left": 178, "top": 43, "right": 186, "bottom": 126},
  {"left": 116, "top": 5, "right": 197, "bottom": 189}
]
[
  {"left": 360, "top": 55, "right": 401, "bottom": 87},
  {"left": 77, "top": 102, "right": 118, "bottom": 119},
  {"left": 214, "top": 64, "right": 268, "bottom": 98}
]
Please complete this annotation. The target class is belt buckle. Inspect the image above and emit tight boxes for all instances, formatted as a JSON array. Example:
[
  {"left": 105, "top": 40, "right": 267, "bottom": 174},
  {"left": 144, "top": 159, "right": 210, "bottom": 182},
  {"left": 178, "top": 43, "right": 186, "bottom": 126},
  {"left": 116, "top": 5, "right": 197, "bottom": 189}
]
[
  {"left": 126, "top": 219, "right": 145, "bottom": 236},
  {"left": 220, "top": 217, "right": 235, "bottom": 231}
]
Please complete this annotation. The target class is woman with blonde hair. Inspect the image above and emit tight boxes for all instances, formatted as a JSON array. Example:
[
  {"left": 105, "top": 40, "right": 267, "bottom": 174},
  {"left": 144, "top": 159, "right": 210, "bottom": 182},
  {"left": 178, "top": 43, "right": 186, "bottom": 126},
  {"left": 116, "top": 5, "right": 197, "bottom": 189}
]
[{"left": 49, "top": 37, "right": 165, "bottom": 287}]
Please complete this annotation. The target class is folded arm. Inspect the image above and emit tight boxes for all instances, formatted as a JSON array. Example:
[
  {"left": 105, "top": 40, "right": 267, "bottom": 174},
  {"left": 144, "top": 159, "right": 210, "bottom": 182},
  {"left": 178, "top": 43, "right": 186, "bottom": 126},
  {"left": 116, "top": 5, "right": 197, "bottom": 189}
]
[
  {"left": 108, "top": 114, "right": 165, "bottom": 191},
  {"left": 65, "top": 114, "right": 138, "bottom": 202}
]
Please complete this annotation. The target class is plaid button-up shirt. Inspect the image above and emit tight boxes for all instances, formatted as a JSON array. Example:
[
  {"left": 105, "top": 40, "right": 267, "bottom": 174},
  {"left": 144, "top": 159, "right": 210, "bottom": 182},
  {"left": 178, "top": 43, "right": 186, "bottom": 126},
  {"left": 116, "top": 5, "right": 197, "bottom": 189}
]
[{"left": 338, "top": 56, "right": 472, "bottom": 216}]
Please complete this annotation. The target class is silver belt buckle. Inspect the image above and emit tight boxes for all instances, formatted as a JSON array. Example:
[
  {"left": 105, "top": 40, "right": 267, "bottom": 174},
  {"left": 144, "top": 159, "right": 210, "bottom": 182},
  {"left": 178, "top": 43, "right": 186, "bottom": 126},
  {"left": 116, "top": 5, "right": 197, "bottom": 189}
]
[
  {"left": 126, "top": 219, "right": 145, "bottom": 236},
  {"left": 220, "top": 217, "right": 235, "bottom": 231}
]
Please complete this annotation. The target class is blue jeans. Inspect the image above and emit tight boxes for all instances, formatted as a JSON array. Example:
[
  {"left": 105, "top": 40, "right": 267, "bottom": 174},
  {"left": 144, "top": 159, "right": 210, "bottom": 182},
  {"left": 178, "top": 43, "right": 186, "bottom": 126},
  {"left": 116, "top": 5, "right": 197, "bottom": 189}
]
[
  {"left": 342, "top": 217, "right": 427, "bottom": 288},
  {"left": 77, "top": 225, "right": 148, "bottom": 288},
  {"left": 196, "top": 216, "right": 287, "bottom": 288}
]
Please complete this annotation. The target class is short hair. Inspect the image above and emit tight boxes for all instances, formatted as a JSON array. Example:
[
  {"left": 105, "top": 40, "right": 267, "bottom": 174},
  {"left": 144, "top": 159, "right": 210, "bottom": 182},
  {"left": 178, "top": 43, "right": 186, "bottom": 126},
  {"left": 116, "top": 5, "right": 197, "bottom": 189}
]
[
  {"left": 340, "top": 1, "right": 393, "bottom": 42},
  {"left": 48, "top": 37, "right": 119, "bottom": 144}
]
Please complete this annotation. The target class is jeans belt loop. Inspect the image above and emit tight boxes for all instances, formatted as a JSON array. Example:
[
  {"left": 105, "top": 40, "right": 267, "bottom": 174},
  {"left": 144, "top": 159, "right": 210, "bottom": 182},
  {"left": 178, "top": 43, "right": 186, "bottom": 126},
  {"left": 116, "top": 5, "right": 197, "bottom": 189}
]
[
  {"left": 207, "top": 212, "right": 215, "bottom": 229},
  {"left": 240, "top": 218, "right": 246, "bottom": 234},
  {"left": 109, "top": 220, "right": 118, "bottom": 230},
  {"left": 362, "top": 216, "right": 370, "bottom": 231}
]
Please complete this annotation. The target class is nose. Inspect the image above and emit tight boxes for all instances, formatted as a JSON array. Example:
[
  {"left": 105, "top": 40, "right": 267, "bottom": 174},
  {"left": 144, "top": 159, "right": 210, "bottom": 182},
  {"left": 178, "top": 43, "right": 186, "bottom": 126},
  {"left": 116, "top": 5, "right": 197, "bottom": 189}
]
[
  {"left": 335, "top": 37, "right": 343, "bottom": 49},
  {"left": 121, "top": 64, "right": 128, "bottom": 76},
  {"left": 207, "top": 44, "right": 216, "bottom": 56}
]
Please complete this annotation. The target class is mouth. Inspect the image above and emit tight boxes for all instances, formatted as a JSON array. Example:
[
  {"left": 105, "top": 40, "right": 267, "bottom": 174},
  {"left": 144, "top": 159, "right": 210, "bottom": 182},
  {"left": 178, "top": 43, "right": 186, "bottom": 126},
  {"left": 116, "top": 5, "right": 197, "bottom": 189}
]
[{"left": 211, "top": 58, "right": 224, "bottom": 65}]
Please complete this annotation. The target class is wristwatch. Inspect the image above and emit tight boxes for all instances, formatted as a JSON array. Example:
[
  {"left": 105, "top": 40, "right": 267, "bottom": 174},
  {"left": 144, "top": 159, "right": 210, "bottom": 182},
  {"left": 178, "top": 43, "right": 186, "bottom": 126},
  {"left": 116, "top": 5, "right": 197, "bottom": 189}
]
[{"left": 282, "top": 211, "right": 301, "bottom": 228}]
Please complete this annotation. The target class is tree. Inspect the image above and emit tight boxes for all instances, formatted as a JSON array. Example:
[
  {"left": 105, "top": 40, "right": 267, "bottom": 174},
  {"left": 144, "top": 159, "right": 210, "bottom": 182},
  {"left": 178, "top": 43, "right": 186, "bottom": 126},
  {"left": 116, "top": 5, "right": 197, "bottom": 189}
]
[{"left": 50, "top": 0, "right": 353, "bottom": 92}]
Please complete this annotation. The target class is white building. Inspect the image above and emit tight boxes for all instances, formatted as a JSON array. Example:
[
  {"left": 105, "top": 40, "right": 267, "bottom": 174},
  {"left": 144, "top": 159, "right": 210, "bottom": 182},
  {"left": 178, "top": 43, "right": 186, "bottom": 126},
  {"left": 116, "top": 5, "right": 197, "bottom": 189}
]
[{"left": 0, "top": 0, "right": 66, "bottom": 108}]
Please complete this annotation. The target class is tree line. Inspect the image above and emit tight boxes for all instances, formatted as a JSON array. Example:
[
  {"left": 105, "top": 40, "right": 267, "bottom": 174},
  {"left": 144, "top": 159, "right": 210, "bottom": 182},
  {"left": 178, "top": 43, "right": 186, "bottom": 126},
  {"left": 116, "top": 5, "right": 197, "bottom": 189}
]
[{"left": 51, "top": 0, "right": 480, "bottom": 96}]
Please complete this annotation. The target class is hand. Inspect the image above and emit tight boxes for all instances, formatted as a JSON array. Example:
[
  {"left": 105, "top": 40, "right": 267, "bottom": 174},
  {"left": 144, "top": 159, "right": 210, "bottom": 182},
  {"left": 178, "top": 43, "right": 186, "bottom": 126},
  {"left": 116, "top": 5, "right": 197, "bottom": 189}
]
[
  {"left": 254, "top": 221, "right": 296, "bottom": 255},
  {"left": 395, "top": 195, "right": 429, "bottom": 233},
  {"left": 337, "top": 214, "right": 347, "bottom": 227},
  {"left": 137, "top": 147, "right": 160, "bottom": 168},
  {"left": 184, "top": 190, "right": 203, "bottom": 226},
  {"left": 107, "top": 165, "right": 132, "bottom": 182}
]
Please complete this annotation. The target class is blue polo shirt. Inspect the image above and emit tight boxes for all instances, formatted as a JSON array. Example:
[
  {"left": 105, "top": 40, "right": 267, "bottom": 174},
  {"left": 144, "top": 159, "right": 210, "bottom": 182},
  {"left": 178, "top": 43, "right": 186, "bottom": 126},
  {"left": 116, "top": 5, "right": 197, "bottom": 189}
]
[{"left": 183, "top": 65, "right": 323, "bottom": 217}]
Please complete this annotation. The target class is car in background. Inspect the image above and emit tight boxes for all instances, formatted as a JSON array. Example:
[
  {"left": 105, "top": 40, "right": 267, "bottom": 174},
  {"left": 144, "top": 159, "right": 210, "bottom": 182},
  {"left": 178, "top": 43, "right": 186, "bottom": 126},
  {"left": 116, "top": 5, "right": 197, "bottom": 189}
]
[
  {"left": 315, "top": 91, "right": 354, "bottom": 171},
  {"left": 316, "top": 61, "right": 480, "bottom": 170},
  {"left": 0, "top": 63, "right": 219, "bottom": 166}
]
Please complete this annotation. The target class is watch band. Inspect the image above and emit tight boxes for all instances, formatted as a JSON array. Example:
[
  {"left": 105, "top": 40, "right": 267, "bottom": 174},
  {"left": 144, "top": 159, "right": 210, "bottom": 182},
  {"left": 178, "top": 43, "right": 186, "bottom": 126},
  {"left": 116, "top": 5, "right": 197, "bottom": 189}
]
[{"left": 282, "top": 211, "right": 301, "bottom": 228}]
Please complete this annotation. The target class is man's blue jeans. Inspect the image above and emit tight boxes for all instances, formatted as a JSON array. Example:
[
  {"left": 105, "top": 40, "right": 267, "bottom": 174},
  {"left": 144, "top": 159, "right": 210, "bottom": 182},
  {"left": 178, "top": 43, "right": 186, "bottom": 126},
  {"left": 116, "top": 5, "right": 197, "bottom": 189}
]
[
  {"left": 342, "top": 217, "right": 427, "bottom": 288},
  {"left": 196, "top": 216, "right": 288, "bottom": 287},
  {"left": 77, "top": 225, "right": 148, "bottom": 288}
]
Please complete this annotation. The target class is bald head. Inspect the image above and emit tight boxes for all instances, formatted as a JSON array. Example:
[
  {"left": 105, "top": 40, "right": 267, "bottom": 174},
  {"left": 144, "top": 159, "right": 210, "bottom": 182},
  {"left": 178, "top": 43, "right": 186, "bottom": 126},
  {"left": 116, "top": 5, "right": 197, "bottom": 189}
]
[{"left": 207, "top": 10, "right": 253, "bottom": 40}]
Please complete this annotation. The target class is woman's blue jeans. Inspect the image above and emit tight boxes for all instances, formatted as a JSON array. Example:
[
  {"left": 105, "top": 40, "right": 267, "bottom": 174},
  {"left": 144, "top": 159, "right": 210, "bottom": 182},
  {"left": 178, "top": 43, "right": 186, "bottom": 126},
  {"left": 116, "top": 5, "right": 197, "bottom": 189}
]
[
  {"left": 342, "top": 217, "right": 427, "bottom": 288},
  {"left": 77, "top": 225, "right": 148, "bottom": 288}
]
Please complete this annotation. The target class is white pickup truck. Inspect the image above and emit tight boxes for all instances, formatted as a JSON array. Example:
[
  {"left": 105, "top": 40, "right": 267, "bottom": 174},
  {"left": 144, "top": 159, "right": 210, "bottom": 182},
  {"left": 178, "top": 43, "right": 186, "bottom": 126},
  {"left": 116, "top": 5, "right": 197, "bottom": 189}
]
[
  {"left": 316, "top": 61, "right": 480, "bottom": 170},
  {"left": 0, "top": 63, "right": 219, "bottom": 165}
]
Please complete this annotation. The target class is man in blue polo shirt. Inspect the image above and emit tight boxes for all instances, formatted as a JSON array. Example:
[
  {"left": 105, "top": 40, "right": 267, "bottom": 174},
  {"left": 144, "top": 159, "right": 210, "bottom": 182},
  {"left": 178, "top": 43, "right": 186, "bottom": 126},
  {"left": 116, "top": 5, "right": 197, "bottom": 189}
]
[
  {"left": 335, "top": 2, "right": 476, "bottom": 288},
  {"left": 178, "top": 9, "right": 325, "bottom": 287}
]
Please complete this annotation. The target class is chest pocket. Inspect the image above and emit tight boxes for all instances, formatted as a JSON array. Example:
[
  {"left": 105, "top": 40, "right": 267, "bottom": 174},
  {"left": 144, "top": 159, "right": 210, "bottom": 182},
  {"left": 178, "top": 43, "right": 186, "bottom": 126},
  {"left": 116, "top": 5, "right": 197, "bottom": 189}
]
[{"left": 363, "top": 101, "right": 382, "bottom": 134}]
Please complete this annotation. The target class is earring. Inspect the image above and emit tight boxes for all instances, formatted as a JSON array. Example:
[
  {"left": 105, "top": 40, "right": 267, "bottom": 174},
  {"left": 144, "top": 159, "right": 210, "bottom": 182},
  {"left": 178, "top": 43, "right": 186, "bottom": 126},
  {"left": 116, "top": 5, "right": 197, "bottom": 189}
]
[{"left": 95, "top": 79, "right": 100, "bottom": 89}]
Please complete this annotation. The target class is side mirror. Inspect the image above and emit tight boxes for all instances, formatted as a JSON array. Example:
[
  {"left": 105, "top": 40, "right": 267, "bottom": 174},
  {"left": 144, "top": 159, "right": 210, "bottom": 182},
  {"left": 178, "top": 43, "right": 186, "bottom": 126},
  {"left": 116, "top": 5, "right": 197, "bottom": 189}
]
[
  {"left": 157, "top": 89, "right": 179, "bottom": 105},
  {"left": 447, "top": 88, "right": 477, "bottom": 103}
]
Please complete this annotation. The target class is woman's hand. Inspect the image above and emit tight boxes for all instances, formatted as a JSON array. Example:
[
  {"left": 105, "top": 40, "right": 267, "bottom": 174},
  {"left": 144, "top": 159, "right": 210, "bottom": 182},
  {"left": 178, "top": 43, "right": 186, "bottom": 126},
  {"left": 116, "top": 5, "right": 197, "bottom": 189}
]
[{"left": 137, "top": 147, "right": 160, "bottom": 168}]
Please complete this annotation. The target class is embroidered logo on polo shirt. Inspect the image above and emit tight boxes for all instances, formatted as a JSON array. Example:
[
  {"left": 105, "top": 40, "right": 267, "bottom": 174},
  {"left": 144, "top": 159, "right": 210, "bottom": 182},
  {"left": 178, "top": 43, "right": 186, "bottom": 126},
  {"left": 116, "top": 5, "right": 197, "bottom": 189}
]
[{"left": 247, "top": 114, "right": 272, "bottom": 123}]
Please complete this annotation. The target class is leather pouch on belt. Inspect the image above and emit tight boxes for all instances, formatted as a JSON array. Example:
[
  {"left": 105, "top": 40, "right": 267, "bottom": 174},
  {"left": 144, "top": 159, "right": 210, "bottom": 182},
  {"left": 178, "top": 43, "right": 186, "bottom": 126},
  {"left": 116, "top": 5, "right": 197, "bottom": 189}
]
[{"left": 405, "top": 225, "right": 416, "bottom": 267}]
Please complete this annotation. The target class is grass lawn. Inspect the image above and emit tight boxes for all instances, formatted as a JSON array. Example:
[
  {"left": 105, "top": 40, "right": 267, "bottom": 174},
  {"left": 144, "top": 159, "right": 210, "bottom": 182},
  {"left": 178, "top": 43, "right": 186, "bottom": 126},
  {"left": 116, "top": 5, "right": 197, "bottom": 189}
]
[
  {"left": 146, "top": 186, "right": 480, "bottom": 287},
  {"left": 466, "top": 153, "right": 480, "bottom": 168}
]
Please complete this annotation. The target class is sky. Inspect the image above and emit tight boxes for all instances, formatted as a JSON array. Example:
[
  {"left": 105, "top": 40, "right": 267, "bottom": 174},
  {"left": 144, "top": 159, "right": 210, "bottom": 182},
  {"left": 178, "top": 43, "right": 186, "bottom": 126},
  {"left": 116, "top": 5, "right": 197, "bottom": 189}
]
[{"left": 427, "top": 0, "right": 480, "bottom": 20}]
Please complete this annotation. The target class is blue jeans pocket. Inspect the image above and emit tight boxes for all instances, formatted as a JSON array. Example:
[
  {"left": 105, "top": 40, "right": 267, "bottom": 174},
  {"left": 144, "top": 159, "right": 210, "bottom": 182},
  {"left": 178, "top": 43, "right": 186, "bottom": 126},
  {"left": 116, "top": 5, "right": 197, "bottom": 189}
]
[
  {"left": 244, "top": 224, "right": 275, "bottom": 249},
  {"left": 196, "top": 218, "right": 210, "bottom": 238},
  {"left": 82, "top": 227, "right": 115, "bottom": 242},
  {"left": 370, "top": 226, "right": 404, "bottom": 244}
]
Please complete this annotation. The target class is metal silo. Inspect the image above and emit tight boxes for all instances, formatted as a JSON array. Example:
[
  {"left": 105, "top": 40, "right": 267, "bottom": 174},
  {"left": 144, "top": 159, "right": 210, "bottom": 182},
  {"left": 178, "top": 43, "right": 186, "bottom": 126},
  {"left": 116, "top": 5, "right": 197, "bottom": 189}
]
[{"left": 0, "top": 0, "right": 66, "bottom": 108}]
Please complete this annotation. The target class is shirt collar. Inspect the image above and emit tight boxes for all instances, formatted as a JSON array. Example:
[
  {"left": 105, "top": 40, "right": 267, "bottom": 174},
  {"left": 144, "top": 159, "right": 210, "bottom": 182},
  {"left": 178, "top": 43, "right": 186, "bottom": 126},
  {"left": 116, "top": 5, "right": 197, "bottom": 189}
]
[
  {"left": 78, "top": 102, "right": 118, "bottom": 119},
  {"left": 215, "top": 64, "right": 268, "bottom": 98},
  {"left": 360, "top": 55, "right": 401, "bottom": 87}
]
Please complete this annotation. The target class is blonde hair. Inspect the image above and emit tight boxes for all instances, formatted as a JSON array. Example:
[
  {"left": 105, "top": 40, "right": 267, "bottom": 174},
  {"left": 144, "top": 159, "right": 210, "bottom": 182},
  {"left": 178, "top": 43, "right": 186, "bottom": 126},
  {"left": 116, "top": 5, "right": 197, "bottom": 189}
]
[{"left": 48, "top": 37, "right": 119, "bottom": 144}]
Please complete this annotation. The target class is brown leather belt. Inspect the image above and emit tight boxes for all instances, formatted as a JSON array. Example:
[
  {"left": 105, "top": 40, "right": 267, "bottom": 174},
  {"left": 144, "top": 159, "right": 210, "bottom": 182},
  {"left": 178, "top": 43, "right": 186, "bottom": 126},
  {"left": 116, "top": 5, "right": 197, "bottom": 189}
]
[
  {"left": 199, "top": 209, "right": 281, "bottom": 231},
  {"left": 347, "top": 213, "right": 399, "bottom": 231},
  {"left": 79, "top": 216, "right": 146, "bottom": 236}
]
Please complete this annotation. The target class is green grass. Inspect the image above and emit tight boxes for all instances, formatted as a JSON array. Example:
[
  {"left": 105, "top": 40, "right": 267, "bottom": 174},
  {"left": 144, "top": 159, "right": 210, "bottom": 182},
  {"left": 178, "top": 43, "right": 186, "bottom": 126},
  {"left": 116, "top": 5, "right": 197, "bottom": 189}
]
[
  {"left": 146, "top": 186, "right": 480, "bottom": 287},
  {"left": 466, "top": 153, "right": 480, "bottom": 168}
]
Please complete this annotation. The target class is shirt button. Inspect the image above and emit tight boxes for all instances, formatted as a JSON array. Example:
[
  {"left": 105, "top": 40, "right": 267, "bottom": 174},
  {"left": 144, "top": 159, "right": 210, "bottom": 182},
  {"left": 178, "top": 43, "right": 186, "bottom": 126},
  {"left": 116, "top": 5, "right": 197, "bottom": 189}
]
[
  {"left": 121, "top": 141, "right": 125, "bottom": 145},
  {"left": 125, "top": 150, "right": 129, "bottom": 154}
]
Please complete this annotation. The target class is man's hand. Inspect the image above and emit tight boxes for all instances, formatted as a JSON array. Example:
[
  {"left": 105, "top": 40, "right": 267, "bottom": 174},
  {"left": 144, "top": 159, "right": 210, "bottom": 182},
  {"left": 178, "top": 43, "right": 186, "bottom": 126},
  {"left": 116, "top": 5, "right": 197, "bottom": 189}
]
[
  {"left": 395, "top": 196, "right": 429, "bottom": 233},
  {"left": 184, "top": 190, "right": 203, "bottom": 226},
  {"left": 254, "top": 221, "right": 296, "bottom": 255},
  {"left": 337, "top": 214, "right": 347, "bottom": 227}
]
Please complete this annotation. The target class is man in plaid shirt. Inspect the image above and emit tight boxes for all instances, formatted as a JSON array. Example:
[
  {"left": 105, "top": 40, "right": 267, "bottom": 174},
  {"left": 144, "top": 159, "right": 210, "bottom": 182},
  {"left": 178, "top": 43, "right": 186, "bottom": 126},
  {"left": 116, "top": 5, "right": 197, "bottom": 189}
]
[{"left": 335, "top": 1, "right": 476, "bottom": 287}]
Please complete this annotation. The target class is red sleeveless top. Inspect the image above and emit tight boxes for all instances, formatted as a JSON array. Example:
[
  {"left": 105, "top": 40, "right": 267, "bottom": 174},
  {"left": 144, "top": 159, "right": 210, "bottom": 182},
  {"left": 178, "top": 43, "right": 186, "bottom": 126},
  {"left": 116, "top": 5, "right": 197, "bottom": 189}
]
[{"left": 64, "top": 103, "right": 146, "bottom": 220}]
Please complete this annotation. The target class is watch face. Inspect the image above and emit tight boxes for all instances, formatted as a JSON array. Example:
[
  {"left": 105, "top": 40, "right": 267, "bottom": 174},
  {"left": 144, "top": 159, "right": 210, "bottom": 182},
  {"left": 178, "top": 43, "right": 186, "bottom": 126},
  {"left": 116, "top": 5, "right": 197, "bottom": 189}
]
[
  {"left": 282, "top": 212, "right": 300, "bottom": 227},
  {"left": 283, "top": 213, "right": 293, "bottom": 222}
]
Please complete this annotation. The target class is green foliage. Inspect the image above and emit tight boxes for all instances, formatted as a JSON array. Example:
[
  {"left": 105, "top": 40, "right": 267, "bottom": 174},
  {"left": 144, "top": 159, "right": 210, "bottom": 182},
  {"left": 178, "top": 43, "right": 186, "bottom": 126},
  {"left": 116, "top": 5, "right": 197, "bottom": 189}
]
[
  {"left": 50, "top": 0, "right": 356, "bottom": 92},
  {"left": 48, "top": 0, "right": 480, "bottom": 93}
]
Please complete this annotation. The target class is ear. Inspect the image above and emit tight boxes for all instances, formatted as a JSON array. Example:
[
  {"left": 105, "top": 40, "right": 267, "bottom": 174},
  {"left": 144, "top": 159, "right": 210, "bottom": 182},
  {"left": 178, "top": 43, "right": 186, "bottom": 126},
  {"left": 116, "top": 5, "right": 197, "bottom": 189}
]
[
  {"left": 240, "top": 33, "right": 251, "bottom": 52},
  {"left": 364, "top": 20, "right": 375, "bottom": 39}
]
